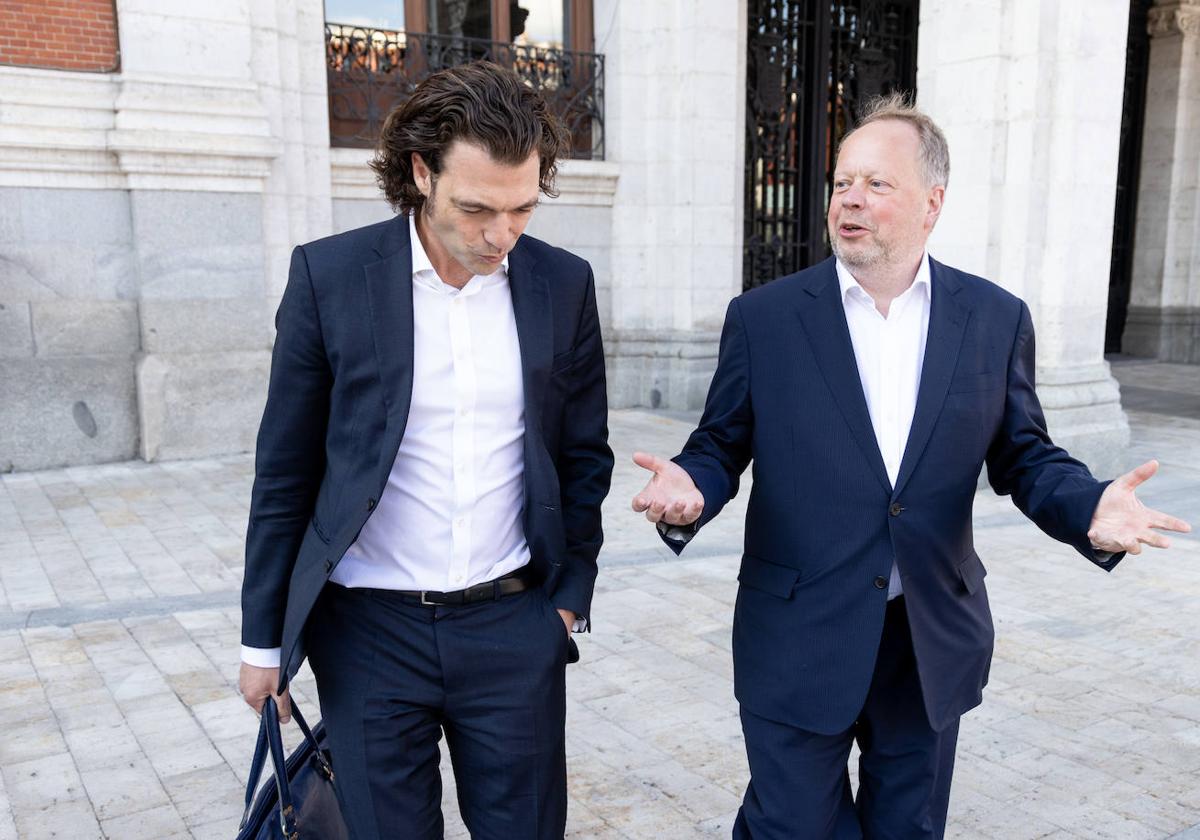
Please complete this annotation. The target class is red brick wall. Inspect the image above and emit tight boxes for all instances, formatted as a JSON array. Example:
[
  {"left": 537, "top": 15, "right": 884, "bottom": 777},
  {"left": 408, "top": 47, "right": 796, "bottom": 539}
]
[{"left": 0, "top": 0, "right": 120, "bottom": 73}]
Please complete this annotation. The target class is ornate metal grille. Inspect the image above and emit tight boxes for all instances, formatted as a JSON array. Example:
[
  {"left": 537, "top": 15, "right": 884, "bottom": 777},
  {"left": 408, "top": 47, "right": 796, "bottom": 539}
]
[
  {"left": 1105, "top": 0, "right": 1152, "bottom": 354},
  {"left": 743, "top": 0, "right": 919, "bottom": 290},
  {"left": 325, "top": 24, "right": 605, "bottom": 159}
]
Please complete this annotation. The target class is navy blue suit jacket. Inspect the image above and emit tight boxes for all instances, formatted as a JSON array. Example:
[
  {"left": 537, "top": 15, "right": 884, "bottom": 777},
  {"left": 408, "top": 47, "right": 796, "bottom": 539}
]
[
  {"left": 241, "top": 216, "right": 614, "bottom": 692},
  {"left": 667, "top": 257, "right": 1119, "bottom": 734}
]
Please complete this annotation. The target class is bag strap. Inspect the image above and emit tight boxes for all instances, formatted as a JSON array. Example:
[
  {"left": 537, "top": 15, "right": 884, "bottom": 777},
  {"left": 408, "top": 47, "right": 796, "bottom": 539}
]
[
  {"left": 289, "top": 701, "right": 334, "bottom": 780},
  {"left": 238, "top": 712, "right": 271, "bottom": 830},
  {"left": 262, "top": 697, "right": 300, "bottom": 840},
  {"left": 237, "top": 697, "right": 334, "bottom": 838}
]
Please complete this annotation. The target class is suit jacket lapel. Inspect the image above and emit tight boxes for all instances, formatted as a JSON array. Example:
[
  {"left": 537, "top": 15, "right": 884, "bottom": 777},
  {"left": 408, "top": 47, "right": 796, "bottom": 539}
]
[
  {"left": 364, "top": 216, "right": 415, "bottom": 487},
  {"left": 506, "top": 241, "right": 552, "bottom": 513},
  {"left": 892, "top": 259, "right": 970, "bottom": 497},
  {"left": 795, "top": 259, "right": 892, "bottom": 494}
]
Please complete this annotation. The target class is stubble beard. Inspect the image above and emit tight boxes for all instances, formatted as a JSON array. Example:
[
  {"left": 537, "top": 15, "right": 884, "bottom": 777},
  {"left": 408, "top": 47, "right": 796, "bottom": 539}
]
[{"left": 830, "top": 233, "right": 891, "bottom": 270}]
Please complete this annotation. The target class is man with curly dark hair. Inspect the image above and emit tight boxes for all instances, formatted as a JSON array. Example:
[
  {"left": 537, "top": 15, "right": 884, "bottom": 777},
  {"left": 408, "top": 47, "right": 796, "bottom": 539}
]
[{"left": 238, "top": 60, "right": 613, "bottom": 840}]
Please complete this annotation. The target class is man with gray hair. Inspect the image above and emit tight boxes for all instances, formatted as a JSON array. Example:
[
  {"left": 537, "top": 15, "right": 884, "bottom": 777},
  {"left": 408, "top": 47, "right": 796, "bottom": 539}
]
[{"left": 631, "top": 94, "right": 1189, "bottom": 838}]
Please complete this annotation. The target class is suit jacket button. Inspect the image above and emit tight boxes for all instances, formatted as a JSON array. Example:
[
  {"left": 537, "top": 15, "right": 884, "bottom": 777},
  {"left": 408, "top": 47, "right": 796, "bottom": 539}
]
[
  {"left": 889, "top": 502, "right": 903, "bottom": 517},
  {"left": 324, "top": 557, "right": 333, "bottom": 572},
  {"left": 874, "top": 576, "right": 888, "bottom": 590},
  {"left": 367, "top": 498, "right": 376, "bottom": 511}
]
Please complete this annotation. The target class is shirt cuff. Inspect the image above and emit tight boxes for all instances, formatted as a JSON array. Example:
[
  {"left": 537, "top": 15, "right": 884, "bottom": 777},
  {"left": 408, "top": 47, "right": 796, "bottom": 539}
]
[
  {"left": 241, "top": 645, "right": 282, "bottom": 668},
  {"left": 657, "top": 519, "right": 699, "bottom": 544},
  {"left": 571, "top": 617, "right": 588, "bottom": 633}
]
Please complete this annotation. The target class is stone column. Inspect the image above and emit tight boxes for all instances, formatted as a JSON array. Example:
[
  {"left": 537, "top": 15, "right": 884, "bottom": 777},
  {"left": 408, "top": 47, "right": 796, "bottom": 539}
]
[
  {"left": 0, "top": 66, "right": 140, "bottom": 471},
  {"left": 592, "top": 0, "right": 746, "bottom": 410},
  {"left": 919, "top": 0, "right": 1130, "bottom": 477},
  {"left": 113, "top": 0, "right": 333, "bottom": 461},
  {"left": 1125, "top": 0, "right": 1200, "bottom": 362}
]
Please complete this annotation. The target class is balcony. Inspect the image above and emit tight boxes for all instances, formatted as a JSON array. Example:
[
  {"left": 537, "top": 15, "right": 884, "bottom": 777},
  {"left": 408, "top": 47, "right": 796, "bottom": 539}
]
[{"left": 325, "top": 24, "right": 605, "bottom": 160}]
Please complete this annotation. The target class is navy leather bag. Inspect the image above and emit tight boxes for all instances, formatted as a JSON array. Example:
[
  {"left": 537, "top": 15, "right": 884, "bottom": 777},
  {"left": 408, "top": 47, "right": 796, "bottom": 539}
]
[{"left": 236, "top": 698, "right": 349, "bottom": 840}]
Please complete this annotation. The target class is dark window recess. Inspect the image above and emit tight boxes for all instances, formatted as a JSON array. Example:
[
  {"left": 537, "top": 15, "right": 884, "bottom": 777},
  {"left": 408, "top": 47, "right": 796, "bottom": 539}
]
[
  {"left": 744, "top": 0, "right": 919, "bottom": 291},
  {"left": 1106, "top": 0, "right": 1152, "bottom": 355}
]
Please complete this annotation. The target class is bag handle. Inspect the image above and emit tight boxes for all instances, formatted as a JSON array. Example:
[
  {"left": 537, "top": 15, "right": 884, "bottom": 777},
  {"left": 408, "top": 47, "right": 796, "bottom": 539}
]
[
  {"left": 262, "top": 697, "right": 299, "bottom": 839},
  {"left": 238, "top": 713, "right": 271, "bottom": 830},
  {"left": 237, "top": 697, "right": 333, "bottom": 837}
]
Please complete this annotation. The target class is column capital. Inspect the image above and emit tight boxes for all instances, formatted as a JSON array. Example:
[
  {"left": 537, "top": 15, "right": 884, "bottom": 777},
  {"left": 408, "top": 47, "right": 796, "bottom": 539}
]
[
  {"left": 1179, "top": 6, "right": 1200, "bottom": 35},
  {"left": 1148, "top": 0, "right": 1200, "bottom": 37}
]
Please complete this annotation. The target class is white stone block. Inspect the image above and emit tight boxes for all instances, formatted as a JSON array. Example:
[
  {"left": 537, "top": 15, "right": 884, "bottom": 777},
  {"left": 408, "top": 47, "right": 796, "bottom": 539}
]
[
  {"left": 0, "top": 302, "right": 33, "bottom": 358},
  {"left": 31, "top": 301, "right": 140, "bottom": 358},
  {"left": 136, "top": 350, "right": 269, "bottom": 462}
]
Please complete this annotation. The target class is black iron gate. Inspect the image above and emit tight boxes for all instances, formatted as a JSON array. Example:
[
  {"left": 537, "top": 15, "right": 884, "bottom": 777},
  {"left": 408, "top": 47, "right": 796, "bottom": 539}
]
[
  {"left": 744, "top": 0, "right": 919, "bottom": 290},
  {"left": 1105, "top": 0, "right": 1152, "bottom": 354}
]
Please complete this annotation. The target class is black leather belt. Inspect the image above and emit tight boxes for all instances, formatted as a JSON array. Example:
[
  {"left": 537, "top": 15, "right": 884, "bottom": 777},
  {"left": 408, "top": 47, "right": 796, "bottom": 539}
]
[{"left": 394, "top": 571, "right": 531, "bottom": 606}]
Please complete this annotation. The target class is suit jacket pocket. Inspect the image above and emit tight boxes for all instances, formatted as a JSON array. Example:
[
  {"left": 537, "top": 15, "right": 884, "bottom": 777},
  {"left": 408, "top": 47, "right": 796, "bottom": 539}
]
[
  {"left": 958, "top": 551, "right": 987, "bottom": 595},
  {"left": 738, "top": 554, "right": 802, "bottom": 599},
  {"left": 947, "top": 371, "right": 1004, "bottom": 394}
]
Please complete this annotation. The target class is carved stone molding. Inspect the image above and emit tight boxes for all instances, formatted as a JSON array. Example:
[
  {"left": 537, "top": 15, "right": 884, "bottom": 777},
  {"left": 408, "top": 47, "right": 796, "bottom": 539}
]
[
  {"left": 1179, "top": 6, "right": 1200, "bottom": 35},
  {"left": 0, "top": 67, "right": 278, "bottom": 192},
  {"left": 1149, "top": 0, "right": 1200, "bottom": 37}
]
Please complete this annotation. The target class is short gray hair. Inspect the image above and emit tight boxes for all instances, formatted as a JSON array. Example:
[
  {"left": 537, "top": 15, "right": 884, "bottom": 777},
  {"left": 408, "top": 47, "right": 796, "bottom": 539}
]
[{"left": 842, "top": 92, "right": 950, "bottom": 189}]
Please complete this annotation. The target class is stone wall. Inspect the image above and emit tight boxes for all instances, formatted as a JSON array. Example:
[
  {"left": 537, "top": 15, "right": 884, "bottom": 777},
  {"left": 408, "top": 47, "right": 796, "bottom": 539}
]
[
  {"left": 592, "top": 0, "right": 745, "bottom": 411},
  {"left": 0, "top": 0, "right": 330, "bottom": 471}
]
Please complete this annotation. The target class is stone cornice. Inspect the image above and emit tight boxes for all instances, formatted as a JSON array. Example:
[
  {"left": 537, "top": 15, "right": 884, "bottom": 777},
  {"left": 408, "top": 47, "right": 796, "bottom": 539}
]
[{"left": 0, "top": 67, "right": 278, "bottom": 192}]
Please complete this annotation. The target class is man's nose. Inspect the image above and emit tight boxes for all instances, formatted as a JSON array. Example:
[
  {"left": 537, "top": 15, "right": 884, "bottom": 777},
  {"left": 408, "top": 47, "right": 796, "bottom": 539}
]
[
  {"left": 840, "top": 182, "right": 865, "bottom": 208},
  {"left": 483, "top": 218, "right": 516, "bottom": 253}
]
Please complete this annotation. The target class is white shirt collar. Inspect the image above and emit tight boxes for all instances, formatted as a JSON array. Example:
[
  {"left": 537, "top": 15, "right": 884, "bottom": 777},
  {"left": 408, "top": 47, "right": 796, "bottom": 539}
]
[
  {"left": 407, "top": 213, "right": 508, "bottom": 295},
  {"left": 835, "top": 252, "right": 931, "bottom": 306}
]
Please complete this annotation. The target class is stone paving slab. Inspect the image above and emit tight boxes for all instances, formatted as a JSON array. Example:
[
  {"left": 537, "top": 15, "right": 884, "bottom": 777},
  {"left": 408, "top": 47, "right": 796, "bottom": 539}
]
[{"left": 1, "top": 372, "right": 1198, "bottom": 838}]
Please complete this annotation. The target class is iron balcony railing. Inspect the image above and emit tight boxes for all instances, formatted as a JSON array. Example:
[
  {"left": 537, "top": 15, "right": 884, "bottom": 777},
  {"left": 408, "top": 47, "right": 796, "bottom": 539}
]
[{"left": 325, "top": 24, "right": 605, "bottom": 160}]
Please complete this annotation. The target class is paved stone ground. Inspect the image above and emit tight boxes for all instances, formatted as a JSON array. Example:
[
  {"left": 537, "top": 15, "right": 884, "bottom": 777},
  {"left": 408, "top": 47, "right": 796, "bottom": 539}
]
[{"left": 0, "top": 362, "right": 1197, "bottom": 839}]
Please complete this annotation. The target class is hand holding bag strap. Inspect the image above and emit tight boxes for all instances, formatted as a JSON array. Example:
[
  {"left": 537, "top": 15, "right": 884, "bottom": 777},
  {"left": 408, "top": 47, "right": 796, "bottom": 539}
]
[
  {"left": 238, "top": 712, "right": 271, "bottom": 830},
  {"left": 262, "top": 697, "right": 300, "bottom": 840}
]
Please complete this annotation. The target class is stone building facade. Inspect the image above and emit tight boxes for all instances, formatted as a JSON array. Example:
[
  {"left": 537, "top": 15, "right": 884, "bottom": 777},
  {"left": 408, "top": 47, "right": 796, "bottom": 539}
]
[
  {"left": 1126, "top": 0, "right": 1200, "bottom": 363},
  {"left": 0, "top": 0, "right": 1192, "bottom": 475}
]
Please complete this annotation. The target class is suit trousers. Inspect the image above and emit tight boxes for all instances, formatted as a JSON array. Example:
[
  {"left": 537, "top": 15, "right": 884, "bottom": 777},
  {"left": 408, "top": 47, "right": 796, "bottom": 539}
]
[
  {"left": 306, "top": 582, "right": 570, "bottom": 840},
  {"left": 734, "top": 596, "right": 959, "bottom": 840}
]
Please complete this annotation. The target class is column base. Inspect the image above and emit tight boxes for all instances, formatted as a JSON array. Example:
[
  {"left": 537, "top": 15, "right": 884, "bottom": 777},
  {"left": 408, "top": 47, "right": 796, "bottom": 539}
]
[
  {"left": 1121, "top": 306, "right": 1200, "bottom": 363},
  {"left": 1034, "top": 361, "right": 1131, "bottom": 479},
  {"left": 605, "top": 329, "right": 721, "bottom": 411},
  {"left": 136, "top": 351, "right": 270, "bottom": 462}
]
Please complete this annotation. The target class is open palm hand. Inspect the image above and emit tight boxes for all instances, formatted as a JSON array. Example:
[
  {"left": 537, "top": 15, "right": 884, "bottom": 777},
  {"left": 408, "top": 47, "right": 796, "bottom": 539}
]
[{"left": 1088, "top": 460, "right": 1191, "bottom": 555}]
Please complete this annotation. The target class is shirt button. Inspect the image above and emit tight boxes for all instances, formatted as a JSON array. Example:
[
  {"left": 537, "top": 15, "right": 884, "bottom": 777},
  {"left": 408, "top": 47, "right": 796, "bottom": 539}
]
[
  {"left": 874, "top": 576, "right": 888, "bottom": 590},
  {"left": 889, "top": 502, "right": 903, "bottom": 517}
]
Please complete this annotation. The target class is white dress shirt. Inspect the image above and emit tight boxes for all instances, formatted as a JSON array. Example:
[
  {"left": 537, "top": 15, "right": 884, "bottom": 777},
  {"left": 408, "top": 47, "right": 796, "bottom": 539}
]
[
  {"left": 836, "top": 253, "right": 932, "bottom": 600},
  {"left": 241, "top": 215, "right": 530, "bottom": 668}
]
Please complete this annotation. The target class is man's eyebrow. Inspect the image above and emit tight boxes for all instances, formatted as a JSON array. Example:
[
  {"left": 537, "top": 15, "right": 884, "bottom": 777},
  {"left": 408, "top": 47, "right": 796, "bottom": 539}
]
[{"left": 451, "top": 198, "right": 541, "bottom": 212}]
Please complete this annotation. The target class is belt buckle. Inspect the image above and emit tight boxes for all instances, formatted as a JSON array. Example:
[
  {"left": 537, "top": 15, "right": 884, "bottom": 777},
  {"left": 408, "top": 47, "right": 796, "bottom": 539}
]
[{"left": 420, "top": 590, "right": 435, "bottom": 606}]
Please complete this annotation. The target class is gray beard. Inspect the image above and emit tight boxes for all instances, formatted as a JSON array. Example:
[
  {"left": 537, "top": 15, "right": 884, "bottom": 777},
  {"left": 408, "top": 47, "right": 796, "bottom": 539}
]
[{"left": 830, "top": 236, "right": 889, "bottom": 269}]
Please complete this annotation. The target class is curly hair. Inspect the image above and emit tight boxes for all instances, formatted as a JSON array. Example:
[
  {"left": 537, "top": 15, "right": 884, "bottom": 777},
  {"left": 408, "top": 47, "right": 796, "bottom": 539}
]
[{"left": 370, "top": 60, "right": 571, "bottom": 215}]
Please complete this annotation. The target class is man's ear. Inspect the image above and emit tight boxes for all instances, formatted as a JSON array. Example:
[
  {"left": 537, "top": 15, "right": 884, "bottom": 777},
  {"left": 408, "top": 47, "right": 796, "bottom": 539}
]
[
  {"left": 412, "top": 152, "right": 432, "bottom": 198},
  {"left": 926, "top": 184, "right": 945, "bottom": 231}
]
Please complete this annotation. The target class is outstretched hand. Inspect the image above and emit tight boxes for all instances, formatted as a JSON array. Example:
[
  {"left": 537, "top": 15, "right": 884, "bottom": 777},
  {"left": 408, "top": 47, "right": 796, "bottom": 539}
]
[
  {"left": 1088, "top": 460, "right": 1191, "bottom": 555},
  {"left": 631, "top": 452, "right": 705, "bottom": 526}
]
